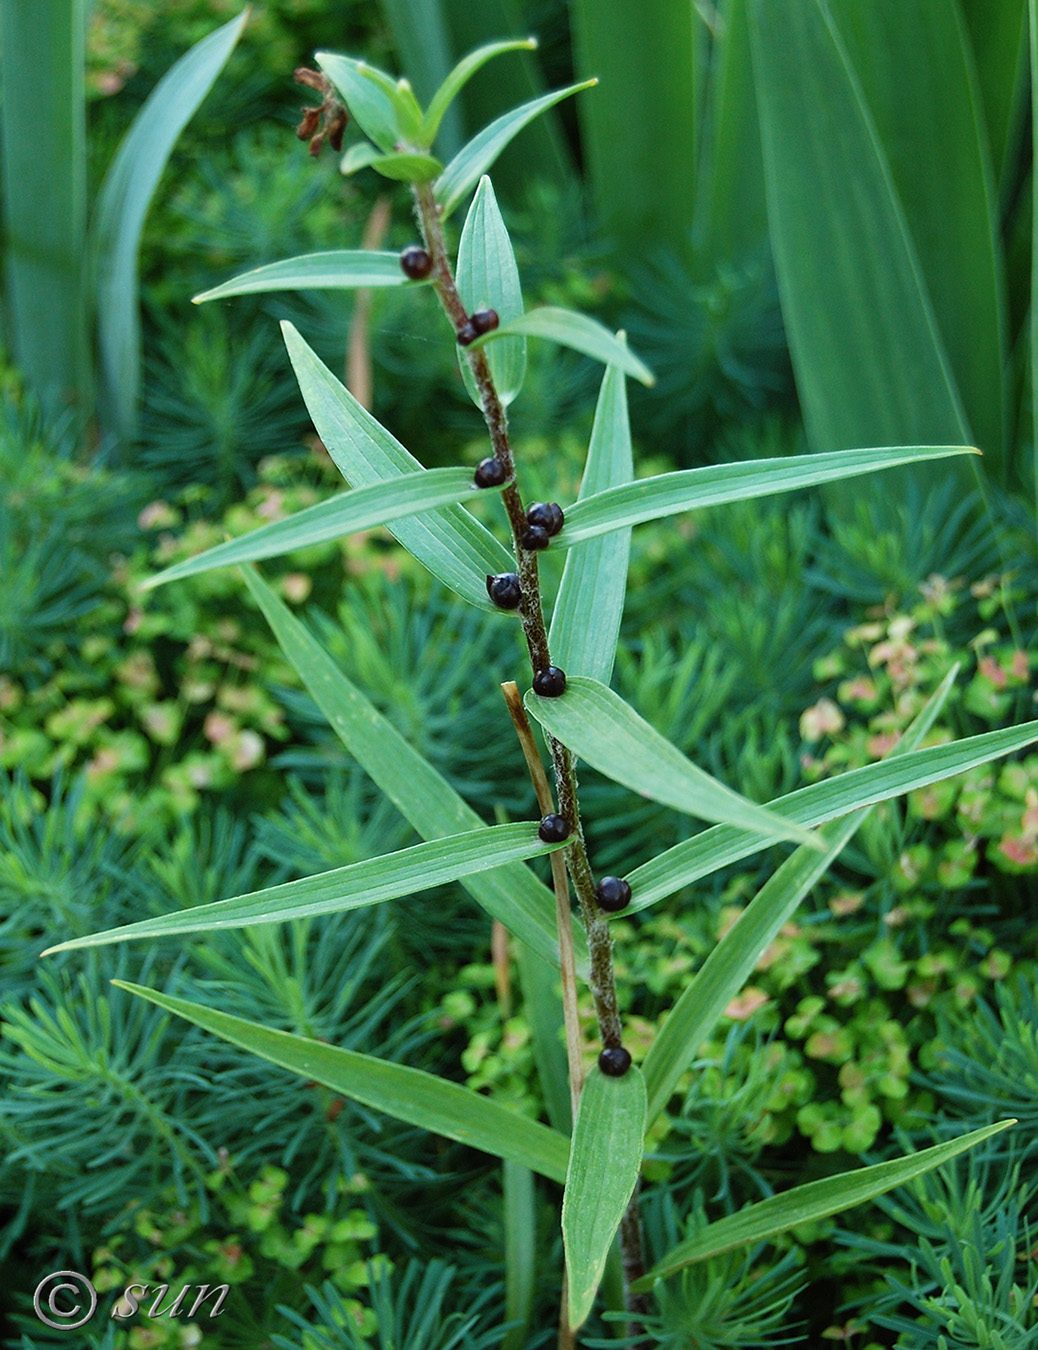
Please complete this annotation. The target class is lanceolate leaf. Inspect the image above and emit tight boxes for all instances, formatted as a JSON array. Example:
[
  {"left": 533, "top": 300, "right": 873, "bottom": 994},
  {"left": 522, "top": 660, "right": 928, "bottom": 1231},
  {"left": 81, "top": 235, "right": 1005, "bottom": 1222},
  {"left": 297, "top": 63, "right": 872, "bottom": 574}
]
[
  {"left": 632, "top": 1120, "right": 1014, "bottom": 1287},
  {"left": 421, "top": 37, "right": 539, "bottom": 147},
  {"left": 456, "top": 176, "right": 526, "bottom": 407},
  {"left": 112, "top": 981, "right": 571, "bottom": 1183},
  {"left": 474, "top": 308, "right": 654, "bottom": 387},
  {"left": 563, "top": 1066, "right": 647, "bottom": 1328},
  {"left": 525, "top": 678, "right": 819, "bottom": 849},
  {"left": 436, "top": 80, "right": 598, "bottom": 217},
  {"left": 625, "top": 714, "right": 1038, "bottom": 912},
  {"left": 141, "top": 468, "right": 502, "bottom": 590},
  {"left": 640, "top": 667, "right": 956, "bottom": 1126},
  {"left": 43, "top": 823, "right": 566, "bottom": 954},
  {"left": 93, "top": 9, "right": 248, "bottom": 444},
  {"left": 241, "top": 567, "right": 588, "bottom": 975},
  {"left": 555, "top": 446, "right": 979, "bottom": 548},
  {"left": 194, "top": 251, "right": 414, "bottom": 303},
  {"left": 550, "top": 359, "right": 634, "bottom": 685},
  {"left": 281, "top": 322, "right": 513, "bottom": 611}
]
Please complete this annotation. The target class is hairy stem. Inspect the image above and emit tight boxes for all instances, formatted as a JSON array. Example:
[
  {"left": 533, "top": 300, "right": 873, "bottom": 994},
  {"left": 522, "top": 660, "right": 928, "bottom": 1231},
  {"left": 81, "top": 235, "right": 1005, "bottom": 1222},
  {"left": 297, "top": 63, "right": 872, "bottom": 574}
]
[{"left": 412, "top": 181, "right": 646, "bottom": 1294}]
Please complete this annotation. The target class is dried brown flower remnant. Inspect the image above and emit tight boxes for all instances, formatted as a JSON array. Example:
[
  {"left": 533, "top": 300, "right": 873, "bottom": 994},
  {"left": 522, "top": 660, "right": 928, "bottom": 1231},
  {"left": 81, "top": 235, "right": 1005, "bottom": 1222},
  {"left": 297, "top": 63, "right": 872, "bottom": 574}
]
[{"left": 293, "top": 66, "right": 348, "bottom": 157}]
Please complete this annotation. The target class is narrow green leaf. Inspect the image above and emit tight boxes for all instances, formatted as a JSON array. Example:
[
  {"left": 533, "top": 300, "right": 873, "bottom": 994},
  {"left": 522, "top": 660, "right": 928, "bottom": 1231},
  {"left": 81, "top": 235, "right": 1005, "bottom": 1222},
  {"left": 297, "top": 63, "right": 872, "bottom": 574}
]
[
  {"left": 240, "top": 566, "right": 588, "bottom": 976},
  {"left": 421, "top": 37, "right": 538, "bottom": 147},
  {"left": 961, "top": 0, "right": 1027, "bottom": 189},
  {"left": 316, "top": 53, "right": 415, "bottom": 151},
  {"left": 281, "top": 322, "right": 513, "bottom": 611},
  {"left": 563, "top": 1066, "right": 647, "bottom": 1328},
  {"left": 550, "top": 359, "right": 634, "bottom": 685},
  {"left": 640, "top": 666, "right": 956, "bottom": 1126},
  {"left": 0, "top": 0, "right": 89, "bottom": 421},
  {"left": 366, "top": 149, "right": 445, "bottom": 183},
  {"left": 632, "top": 1120, "right": 1015, "bottom": 1287},
  {"left": 626, "top": 714, "right": 1038, "bottom": 913},
  {"left": 339, "top": 141, "right": 387, "bottom": 175},
  {"left": 93, "top": 9, "right": 248, "bottom": 444},
  {"left": 1031, "top": 0, "right": 1038, "bottom": 512},
  {"left": 436, "top": 80, "right": 598, "bottom": 218},
  {"left": 569, "top": 0, "right": 698, "bottom": 255},
  {"left": 830, "top": 0, "right": 1007, "bottom": 469},
  {"left": 377, "top": 0, "right": 462, "bottom": 157},
  {"left": 525, "top": 678, "right": 820, "bottom": 849},
  {"left": 474, "top": 308, "right": 654, "bottom": 387},
  {"left": 456, "top": 176, "right": 526, "bottom": 407},
  {"left": 502, "top": 1159, "right": 537, "bottom": 1350},
  {"left": 515, "top": 939, "right": 572, "bottom": 1136},
  {"left": 555, "top": 446, "right": 979, "bottom": 548},
  {"left": 43, "top": 823, "right": 565, "bottom": 954},
  {"left": 142, "top": 468, "right": 502, "bottom": 589},
  {"left": 112, "top": 981, "right": 571, "bottom": 1183},
  {"left": 194, "top": 251, "right": 413, "bottom": 304},
  {"left": 749, "top": 0, "right": 969, "bottom": 455}
]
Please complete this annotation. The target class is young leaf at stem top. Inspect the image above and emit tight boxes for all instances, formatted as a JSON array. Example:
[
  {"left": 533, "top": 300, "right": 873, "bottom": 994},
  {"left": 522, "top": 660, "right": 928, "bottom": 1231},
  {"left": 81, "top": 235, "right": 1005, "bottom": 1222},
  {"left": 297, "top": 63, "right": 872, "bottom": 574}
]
[
  {"left": 316, "top": 52, "right": 419, "bottom": 151},
  {"left": 456, "top": 176, "right": 526, "bottom": 407},
  {"left": 421, "top": 38, "right": 539, "bottom": 148}
]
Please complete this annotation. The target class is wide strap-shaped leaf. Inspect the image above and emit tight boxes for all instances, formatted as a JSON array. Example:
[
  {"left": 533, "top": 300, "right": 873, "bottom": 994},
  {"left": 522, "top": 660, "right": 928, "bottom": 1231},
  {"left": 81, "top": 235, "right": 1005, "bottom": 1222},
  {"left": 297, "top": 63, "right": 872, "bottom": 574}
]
[
  {"left": 555, "top": 445, "right": 979, "bottom": 548},
  {"left": 112, "top": 981, "right": 571, "bottom": 1183},
  {"left": 456, "top": 176, "right": 526, "bottom": 408},
  {"left": 141, "top": 467, "right": 502, "bottom": 590},
  {"left": 550, "top": 359, "right": 633, "bottom": 685},
  {"left": 93, "top": 9, "right": 248, "bottom": 443},
  {"left": 421, "top": 38, "right": 538, "bottom": 147},
  {"left": 281, "top": 322, "right": 513, "bottom": 611},
  {"left": 316, "top": 52, "right": 419, "bottom": 151},
  {"left": 632, "top": 1120, "right": 1014, "bottom": 1287},
  {"left": 193, "top": 251, "right": 414, "bottom": 304},
  {"left": 625, "top": 713, "right": 1038, "bottom": 913},
  {"left": 525, "top": 677, "right": 819, "bottom": 849},
  {"left": 241, "top": 567, "right": 588, "bottom": 975},
  {"left": 829, "top": 0, "right": 1006, "bottom": 469},
  {"left": 640, "top": 667, "right": 955, "bottom": 1126},
  {"left": 474, "top": 308, "right": 654, "bottom": 387},
  {"left": 748, "top": 0, "right": 970, "bottom": 456},
  {"left": 563, "top": 1065, "right": 646, "bottom": 1329},
  {"left": 436, "top": 80, "right": 597, "bottom": 217},
  {"left": 43, "top": 823, "right": 567, "bottom": 955}
]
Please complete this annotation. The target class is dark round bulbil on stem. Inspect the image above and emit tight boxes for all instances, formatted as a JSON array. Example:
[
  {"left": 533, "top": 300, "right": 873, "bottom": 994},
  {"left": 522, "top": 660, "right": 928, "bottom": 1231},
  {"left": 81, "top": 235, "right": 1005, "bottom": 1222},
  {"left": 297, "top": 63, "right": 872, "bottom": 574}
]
[
  {"left": 521, "top": 524, "right": 550, "bottom": 551},
  {"left": 595, "top": 876, "right": 632, "bottom": 912},
  {"left": 474, "top": 456, "right": 507, "bottom": 488},
  {"left": 526, "top": 501, "right": 565, "bottom": 537},
  {"left": 598, "top": 1046, "right": 632, "bottom": 1077},
  {"left": 486, "top": 572, "right": 522, "bottom": 609},
  {"left": 456, "top": 320, "right": 479, "bottom": 346},
  {"left": 533, "top": 666, "right": 566, "bottom": 698},
  {"left": 399, "top": 245, "right": 432, "bottom": 280},
  {"left": 538, "top": 813, "right": 570, "bottom": 843},
  {"left": 470, "top": 308, "right": 499, "bottom": 335}
]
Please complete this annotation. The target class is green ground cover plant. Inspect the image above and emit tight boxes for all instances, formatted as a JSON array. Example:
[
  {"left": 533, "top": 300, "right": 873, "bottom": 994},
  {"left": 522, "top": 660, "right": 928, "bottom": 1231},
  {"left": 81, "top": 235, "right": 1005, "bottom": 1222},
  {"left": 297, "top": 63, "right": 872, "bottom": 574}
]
[{"left": 27, "top": 35, "right": 1038, "bottom": 1347}]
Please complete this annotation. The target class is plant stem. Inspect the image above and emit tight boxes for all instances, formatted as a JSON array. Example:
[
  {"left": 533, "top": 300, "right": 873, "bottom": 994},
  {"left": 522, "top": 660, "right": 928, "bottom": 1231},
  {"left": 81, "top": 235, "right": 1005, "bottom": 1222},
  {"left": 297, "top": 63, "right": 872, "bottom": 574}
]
[{"left": 412, "top": 181, "right": 647, "bottom": 1298}]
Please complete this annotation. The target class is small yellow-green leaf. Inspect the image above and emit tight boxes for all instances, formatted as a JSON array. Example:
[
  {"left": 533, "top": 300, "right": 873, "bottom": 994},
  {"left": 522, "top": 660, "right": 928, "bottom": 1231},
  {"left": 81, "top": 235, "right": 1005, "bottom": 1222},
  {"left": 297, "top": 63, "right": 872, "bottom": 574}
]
[{"left": 563, "top": 1065, "right": 646, "bottom": 1328}]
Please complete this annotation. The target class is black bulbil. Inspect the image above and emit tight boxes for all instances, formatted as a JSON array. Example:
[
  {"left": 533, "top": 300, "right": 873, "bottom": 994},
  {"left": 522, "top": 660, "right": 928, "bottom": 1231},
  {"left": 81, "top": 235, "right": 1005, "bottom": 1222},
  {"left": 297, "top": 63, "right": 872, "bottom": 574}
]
[
  {"left": 538, "top": 814, "right": 570, "bottom": 843},
  {"left": 486, "top": 573, "right": 522, "bottom": 609},
  {"left": 595, "top": 876, "right": 632, "bottom": 912},
  {"left": 533, "top": 666, "right": 567, "bottom": 697}
]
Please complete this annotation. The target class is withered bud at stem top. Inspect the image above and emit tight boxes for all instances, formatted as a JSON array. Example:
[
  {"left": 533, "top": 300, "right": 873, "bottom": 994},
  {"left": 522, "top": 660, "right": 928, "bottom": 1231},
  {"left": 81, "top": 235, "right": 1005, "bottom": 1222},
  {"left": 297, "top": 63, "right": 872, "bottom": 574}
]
[
  {"left": 293, "top": 66, "right": 327, "bottom": 93},
  {"left": 308, "top": 131, "right": 325, "bottom": 158},
  {"left": 296, "top": 106, "right": 321, "bottom": 142},
  {"left": 327, "top": 109, "right": 347, "bottom": 153}
]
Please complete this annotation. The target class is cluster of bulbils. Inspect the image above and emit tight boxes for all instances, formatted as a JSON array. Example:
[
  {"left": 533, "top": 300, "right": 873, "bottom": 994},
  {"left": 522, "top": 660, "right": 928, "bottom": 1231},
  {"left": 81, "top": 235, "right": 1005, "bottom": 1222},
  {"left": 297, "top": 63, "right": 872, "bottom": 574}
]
[{"left": 399, "top": 244, "right": 634, "bottom": 1079}]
